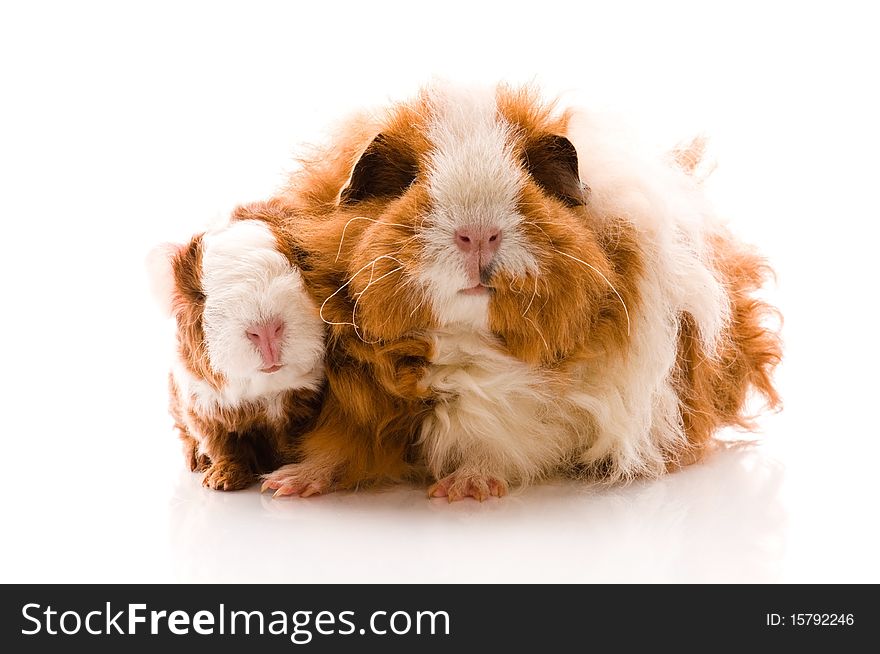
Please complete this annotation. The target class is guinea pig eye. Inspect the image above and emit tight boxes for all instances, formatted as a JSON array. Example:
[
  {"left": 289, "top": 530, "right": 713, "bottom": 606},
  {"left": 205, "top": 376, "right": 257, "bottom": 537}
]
[{"left": 340, "top": 133, "right": 419, "bottom": 204}]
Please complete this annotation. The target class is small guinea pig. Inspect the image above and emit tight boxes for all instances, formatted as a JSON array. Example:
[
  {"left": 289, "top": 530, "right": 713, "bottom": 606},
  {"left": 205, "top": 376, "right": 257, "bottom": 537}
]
[
  {"left": 261, "top": 83, "right": 781, "bottom": 501},
  {"left": 148, "top": 210, "right": 326, "bottom": 490}
]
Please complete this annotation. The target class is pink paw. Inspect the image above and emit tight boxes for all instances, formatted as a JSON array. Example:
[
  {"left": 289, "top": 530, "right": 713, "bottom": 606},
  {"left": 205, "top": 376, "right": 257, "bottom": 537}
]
[
  {"left": 428, "top": 471, "right": 509, "bottom": 502},
  {"left": 260, "top": 463, "right": 333, "bottom": 498}
]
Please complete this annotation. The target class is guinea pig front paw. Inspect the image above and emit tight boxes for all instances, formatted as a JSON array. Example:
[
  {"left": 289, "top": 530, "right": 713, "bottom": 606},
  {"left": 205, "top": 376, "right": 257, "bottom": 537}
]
[
  {"left": 201, "top": 460, "right": 255, "bottom": 491},
  {"left": 188, "top": 450, "right": 211, "bottom": 473},
  {"left": 181, "top": 438, "right": 211, "bottom": 472},
  {"left": 428, "top": 471, "right": 509, "bottom": 502},
  {"left": 260, "top": 463, "right": 333, "bottom": 498}
]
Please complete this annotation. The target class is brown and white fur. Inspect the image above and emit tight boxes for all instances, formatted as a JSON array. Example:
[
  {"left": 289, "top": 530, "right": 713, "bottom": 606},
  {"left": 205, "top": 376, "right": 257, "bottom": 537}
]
[
  {"left": 148, "top": 210, "right": 326, "bottom": 490},
  {"left": 261, "top": 83, "right": 781, "bottom": 501}
]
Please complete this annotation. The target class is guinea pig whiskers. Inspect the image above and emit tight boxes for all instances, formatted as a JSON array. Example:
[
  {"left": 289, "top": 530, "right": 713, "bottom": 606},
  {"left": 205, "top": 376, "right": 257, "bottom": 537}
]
[
  {"left": 521, "top": 213, "right": 579, "bottom": 243},
  {"left": 528, "top": 220, "right": 557, "bottom": 244},
  {"left": 525, "top": 316, "right": 550, "bottom": 352},
  {"left": 553, "top": 249, "right": 631, "bottom": 336},
  {"left": 335, "top": 216, "right": 413, "bottom": 263},
  {"left": 352, "top": 265, "right": 404, "bottom": 344},
  {"left": 522, "top": 274, "right": 540, "bottom": 317},
  {"left": 363, "top": 272, "right": 420, "bottom": 341},
  {"left": 319, "top": 254, "right": 407, "bottom": 334},
  {"left": 417, "top": 213, "right": 438, "bottom": 233},
  {"left": 354, "top": 254, "right": 403, "bottom": 300},
  {"left": 509, "top": 276, "right": 524, "bottom": 295},
  {"left": 537, "top": 291, "right": 552, "bottom": 315},
  {"left": 409, "top": 298, "right": 425, "bottom": 319},
  {"left": 388, "top": 232, "right": 424, "bottom": 253}
]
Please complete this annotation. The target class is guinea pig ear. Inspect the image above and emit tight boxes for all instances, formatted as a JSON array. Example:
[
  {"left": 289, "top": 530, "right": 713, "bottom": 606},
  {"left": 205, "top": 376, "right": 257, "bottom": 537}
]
[
  {"left": 340, "top": 133, "right": 419, "bottom": 204},
  {"left": 523, "top": 134, "right": 589, "bottom": 207},
  {"left": 145, "top": 242, "right": 182, "bottom": 316}
]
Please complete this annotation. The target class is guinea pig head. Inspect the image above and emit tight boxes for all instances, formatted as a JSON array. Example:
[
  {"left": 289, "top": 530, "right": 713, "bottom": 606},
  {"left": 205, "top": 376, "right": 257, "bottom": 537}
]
[
  {"left": 147, "top": 219, "right": 325, "bottom": 389},
  {"left": 334, "top": 86, "right": 637, "bottom": 364}
]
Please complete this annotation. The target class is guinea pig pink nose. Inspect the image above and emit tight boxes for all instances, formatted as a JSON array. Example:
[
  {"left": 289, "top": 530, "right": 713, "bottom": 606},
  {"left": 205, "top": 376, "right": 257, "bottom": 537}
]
[
  {"left": 454, "top": 225, "right": 502, "bottom": 258},
  {"left": 455, "top": 225, "right": 502, "bottom": 283},
  {"left": 245, "top": 318, "right": 285, "bottom": 370}
]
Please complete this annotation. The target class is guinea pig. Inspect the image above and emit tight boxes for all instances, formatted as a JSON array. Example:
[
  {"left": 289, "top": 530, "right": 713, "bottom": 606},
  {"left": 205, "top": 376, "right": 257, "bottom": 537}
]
[
  {"left": 147, "top": 208, "right": 326, "bottom": 490},
  {"left": 260, "top": 83, "right": 781, "bottom": 501}
]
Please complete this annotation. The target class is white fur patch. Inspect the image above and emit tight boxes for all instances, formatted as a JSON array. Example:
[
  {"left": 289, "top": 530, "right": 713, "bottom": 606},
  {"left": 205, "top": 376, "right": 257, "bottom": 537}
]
[
  {"left": 419, "top": 328, "right": 576, "bottom": 484},
  {"left": 181, "top": 219, "right": 325, "bottom": 410},
  {"left": 563, "top": 111, "right": 731, "bottom": 479},
  {"left": 418, "top": 86, "right": 537, "bottom": 327}
]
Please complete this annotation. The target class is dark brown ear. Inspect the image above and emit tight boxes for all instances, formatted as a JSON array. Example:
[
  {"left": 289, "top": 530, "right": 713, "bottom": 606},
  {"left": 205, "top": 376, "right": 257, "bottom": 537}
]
[
  {"left": 340, "top": 133, "right": 419, "bottom": 204},
  {"left": 523, "top": 134, "right": 589, "bottom": 207}
]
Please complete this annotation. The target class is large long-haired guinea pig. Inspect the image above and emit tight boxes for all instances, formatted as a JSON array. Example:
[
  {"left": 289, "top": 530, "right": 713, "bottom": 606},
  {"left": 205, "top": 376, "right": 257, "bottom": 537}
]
[
  {"left": 147, "top": 209, "right": 326, "bottom": 490},
  {"left": 260, "top": 83, "right": 781, "bottom": 501}
]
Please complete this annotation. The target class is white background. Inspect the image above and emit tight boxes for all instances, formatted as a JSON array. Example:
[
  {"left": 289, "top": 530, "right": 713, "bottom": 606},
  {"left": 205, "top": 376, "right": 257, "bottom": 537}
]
[{"left": 1, "top": 0, "right": 878, "bottom": 583}]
